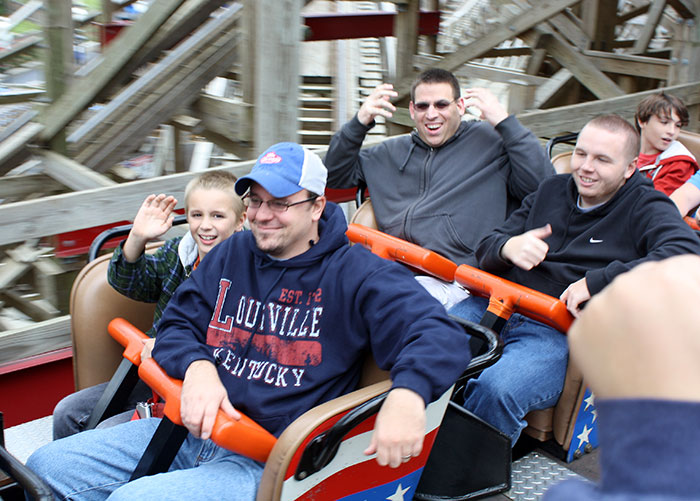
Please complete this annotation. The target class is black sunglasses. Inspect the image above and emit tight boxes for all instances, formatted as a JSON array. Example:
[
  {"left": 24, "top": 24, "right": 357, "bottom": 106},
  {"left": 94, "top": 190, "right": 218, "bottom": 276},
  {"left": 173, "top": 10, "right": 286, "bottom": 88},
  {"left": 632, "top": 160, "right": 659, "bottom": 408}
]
[{"left": 413, "top": 99, "right": 456, "bottom": 112}]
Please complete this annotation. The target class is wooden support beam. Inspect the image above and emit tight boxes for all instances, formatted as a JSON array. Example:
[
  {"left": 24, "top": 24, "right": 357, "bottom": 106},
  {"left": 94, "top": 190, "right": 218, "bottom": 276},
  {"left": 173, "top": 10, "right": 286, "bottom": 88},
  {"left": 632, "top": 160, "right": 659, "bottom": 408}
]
[
  {"left": 192, "top": 94, "right": 253, "bottom": 144},
  {"left": 415, "top": 55, "right": 549, "bottom": 86},
  {"left": 618, "top": 4, "right": 649, "bottom": 23},
  {"left": 43, "top": 0, "right": 73, "bottom": 154},
  {"left": 0, "top": 157, "right": 265, "bottom": 246},
  {"left": 480, "top": 46, "right": 533, "bottom": 58},
  {"left": 249, "top": 0, "right": 301, "bottom": 153},
  {"left": 0, "top": 315, "right": 71, "bottom": 365},
  {"left": 518, "top": 81, "right": 700, "bottom": 137},
  {"left": 526, "top": 47, "right": 547, "bottom": 75},
  {"left": 38, "top": 0, "right": 186, "bottom": 143},
  {"left": 0, "top": 174, "right": 64, "bottom": 202},
  {"left": 72, "top": 5, "right": 243, "bottom": 170},
  {"left": 151, "top": 125, "right": 175, "bottom": 176},
  {"left": 80, "top": 0, "right": 228, "bottom": 101},
  {"left": 0, "top": 123, "right": 44, "bottom": 175},
  {"left": 0, "top": 289, "right": 60, "bottom": 322},
  {"left": 39, "top": 150, "right": 117, "bottom": 190},
  {"left": 8, "top": 0, "right": 42, "bottom": 30},
  {"left": 101, "top": 0, "right": 115, "bottom": 23},
  {"left": 393, "top": 0, "right": 581, "bottom": 99},
  {"left": 583, "top": 50, "right": 670, "bottom": 80},
  {"left": 0, "top": 88, "right": 44, "bottom": 105},
  {"left": 580, "top": 0, "right": 618, "bottom": 51},
  {"left": 667, "top": 0, "right": 696, "bottom": 18},
  {"left": 632, "top": 0, "right": 667, "bottom": 54},
  {"left": 538, "top": 26, "right": 625, "bottom": 99},
  {"left": 534, "top": 68, "right": 574, "bottom": 108},
  {"left": 394, "top": 0, "right": 419, "bottom": 81},
  {"left": 547, "top": 11, "right": 589, "bottom": 50},
  {"left": 0, "top": 34, "right": 42, "bottom": 63}
]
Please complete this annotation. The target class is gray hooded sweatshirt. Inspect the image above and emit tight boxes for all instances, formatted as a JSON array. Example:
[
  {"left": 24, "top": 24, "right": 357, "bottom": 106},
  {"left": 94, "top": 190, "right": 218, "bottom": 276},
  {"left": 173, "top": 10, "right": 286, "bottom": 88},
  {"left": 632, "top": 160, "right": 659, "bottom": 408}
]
[{"left": 325, "top": 114, "right": 555, "bottom": 266}]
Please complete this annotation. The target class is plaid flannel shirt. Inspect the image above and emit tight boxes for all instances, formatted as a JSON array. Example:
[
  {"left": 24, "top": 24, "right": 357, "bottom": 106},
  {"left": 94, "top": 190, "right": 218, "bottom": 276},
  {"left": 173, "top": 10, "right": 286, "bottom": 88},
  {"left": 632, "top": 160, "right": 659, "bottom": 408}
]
[{"left": 107, "top": 236, "right": 193, "bottom": 337}]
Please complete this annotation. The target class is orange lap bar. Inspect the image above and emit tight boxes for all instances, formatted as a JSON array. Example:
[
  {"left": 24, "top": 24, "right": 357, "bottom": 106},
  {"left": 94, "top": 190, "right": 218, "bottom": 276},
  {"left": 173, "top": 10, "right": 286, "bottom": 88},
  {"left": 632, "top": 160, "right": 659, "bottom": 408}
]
[
  {"left": 684, "top": 216, "right": 699, "bottom": 232},
  {"left": 454, "top": 264, "right": 573, "bottom": 333},
  {"left": 107, "top": 318, "right": 277, "bottom": 463},
  {"left": 346, "top": 223, "right": 457, "bottom": 282}
]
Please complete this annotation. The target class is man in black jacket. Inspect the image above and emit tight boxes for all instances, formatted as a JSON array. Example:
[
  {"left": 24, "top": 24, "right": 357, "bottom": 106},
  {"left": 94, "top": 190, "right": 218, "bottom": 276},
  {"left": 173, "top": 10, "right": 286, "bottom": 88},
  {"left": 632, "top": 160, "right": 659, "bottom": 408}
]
[{"left": 449, "top": 114, "right": 700, "bottom": 446}]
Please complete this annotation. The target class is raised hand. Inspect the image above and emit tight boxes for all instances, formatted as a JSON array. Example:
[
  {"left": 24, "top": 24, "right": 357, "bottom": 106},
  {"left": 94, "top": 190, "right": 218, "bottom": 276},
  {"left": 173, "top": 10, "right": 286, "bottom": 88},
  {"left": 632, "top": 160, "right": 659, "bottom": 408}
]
[
  {"left": 462, "top": 88, "right": 509, "bottom": 126},
  {"left": 357, "top": 83, "right": 398, "bottom": 126},
  {"left": 123, "top": 194, "right": 177, "bottom": 262}
]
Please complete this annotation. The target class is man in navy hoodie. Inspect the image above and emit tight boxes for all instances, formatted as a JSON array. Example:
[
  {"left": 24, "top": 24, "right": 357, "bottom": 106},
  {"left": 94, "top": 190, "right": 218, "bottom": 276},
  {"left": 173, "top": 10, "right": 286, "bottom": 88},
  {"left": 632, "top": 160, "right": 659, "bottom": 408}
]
[
  {"left": 27, "top": 143, "right": 470, "bottom": 500},
  {"left": 449, "top": 114, "right": 700, "bottom": 447}
]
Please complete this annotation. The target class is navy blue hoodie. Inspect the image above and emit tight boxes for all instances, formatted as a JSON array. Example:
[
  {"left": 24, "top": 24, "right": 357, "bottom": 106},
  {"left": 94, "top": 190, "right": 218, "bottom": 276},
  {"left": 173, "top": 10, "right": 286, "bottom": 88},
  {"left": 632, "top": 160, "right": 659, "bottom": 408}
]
[
  {"left": 545, "top": 399, "right": 700, "bottom": 500},
  {"left": 152, "top": 203, "right": 470, "bottom": 436}
]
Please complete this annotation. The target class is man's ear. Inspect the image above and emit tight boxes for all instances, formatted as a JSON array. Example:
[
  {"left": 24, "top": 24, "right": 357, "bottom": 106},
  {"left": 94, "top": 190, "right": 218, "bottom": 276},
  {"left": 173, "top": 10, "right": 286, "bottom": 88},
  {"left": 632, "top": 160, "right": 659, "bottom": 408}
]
[
  {"left": 624, "top": 158, "right": 638, "bottom": 179},
  {"left": 311, "top": 196, "right": 326, "bottom": 222},
  {"left": 408, "top": 101, "right": 416, "bottom": 121},
  {"left": 455, "top": 96, "right": 466, "bottom": 116}
]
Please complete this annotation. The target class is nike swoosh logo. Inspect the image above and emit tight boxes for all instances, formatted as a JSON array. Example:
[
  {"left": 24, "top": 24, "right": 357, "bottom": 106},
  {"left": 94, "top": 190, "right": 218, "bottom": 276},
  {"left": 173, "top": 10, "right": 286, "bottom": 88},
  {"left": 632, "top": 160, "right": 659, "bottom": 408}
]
[{"left": 589, "top": 238, "right": 603, "bottom": 244}]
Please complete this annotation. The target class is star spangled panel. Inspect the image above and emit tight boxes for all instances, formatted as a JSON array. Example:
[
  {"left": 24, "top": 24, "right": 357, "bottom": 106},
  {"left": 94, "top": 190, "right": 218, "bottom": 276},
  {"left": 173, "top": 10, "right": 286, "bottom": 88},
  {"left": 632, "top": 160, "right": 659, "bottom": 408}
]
[
  {"left": 279, "top": 389, "right": 451, "bottom": 500},
  {"left": 566, "top": 387, "right": 599, "bottom": 462}
]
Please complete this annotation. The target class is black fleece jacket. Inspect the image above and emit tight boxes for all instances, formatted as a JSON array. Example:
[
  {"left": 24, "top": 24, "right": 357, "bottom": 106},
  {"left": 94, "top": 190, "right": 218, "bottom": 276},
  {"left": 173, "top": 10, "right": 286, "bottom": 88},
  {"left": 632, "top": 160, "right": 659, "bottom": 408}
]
[{"left": 476, "top": 173, "right": 700, "bottom": 298}]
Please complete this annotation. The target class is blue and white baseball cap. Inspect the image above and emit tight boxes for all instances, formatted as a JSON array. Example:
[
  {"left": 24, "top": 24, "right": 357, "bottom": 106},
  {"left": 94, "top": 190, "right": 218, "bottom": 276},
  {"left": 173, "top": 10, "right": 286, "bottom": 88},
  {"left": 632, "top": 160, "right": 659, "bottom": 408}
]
[{"left": 235, "top": 142, "right": 327, "bottom": 198}]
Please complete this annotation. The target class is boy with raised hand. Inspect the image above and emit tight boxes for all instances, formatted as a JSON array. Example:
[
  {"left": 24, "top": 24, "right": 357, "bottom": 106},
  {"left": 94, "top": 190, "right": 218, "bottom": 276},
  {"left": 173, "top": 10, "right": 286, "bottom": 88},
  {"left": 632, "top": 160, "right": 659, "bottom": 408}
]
[{"left": 52, "top": 170, "right": 246, "bottom": 439}]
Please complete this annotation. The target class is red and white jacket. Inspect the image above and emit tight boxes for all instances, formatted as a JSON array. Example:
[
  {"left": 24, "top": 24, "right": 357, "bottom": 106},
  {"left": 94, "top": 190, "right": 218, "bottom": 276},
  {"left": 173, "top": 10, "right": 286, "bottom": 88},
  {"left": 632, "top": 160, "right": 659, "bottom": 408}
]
[{"left": 637, "top": 140, "right": 699, "bottom": 196}]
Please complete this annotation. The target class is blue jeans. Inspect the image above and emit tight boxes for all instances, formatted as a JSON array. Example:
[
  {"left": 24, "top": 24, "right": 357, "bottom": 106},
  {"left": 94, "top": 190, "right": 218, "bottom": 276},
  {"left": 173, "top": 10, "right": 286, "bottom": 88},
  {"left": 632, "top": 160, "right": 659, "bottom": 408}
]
[
  {"left": 449, "top": 296, "right": 569, "bottom": 445},
  {"left": 28, "top": 418, "right": 264, "bottom": 500},
  {"left": 53, "top": 380, "right": 152, "bottom": 439}
]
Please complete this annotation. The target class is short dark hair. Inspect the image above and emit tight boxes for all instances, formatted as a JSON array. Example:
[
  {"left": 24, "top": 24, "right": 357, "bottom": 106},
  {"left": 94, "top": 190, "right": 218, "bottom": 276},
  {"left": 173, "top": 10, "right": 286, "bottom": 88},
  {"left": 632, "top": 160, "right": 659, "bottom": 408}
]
[
  {"left": 584, "top": 114, "right": 640, "bottom": 164},
  {"left": 410, "top": 68, "right": 461, "bottom": 102},
  {"left": 634, "top": 92, "right": 689, "bottom": 132}
]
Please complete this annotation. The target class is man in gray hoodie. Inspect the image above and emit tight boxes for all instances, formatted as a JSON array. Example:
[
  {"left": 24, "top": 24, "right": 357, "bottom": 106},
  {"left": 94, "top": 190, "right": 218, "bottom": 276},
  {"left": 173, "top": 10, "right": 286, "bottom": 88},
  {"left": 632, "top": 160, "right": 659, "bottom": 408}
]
[{"left": 325, "top": 68, "right": 554, "bottom": 267}]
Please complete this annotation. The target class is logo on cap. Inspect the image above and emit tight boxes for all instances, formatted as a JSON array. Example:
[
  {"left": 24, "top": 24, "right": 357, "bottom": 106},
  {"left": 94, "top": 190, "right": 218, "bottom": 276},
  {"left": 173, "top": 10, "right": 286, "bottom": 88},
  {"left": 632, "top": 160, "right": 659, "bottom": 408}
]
[{"left": 260, "top": 152, "right": 282, "bottom": 164}]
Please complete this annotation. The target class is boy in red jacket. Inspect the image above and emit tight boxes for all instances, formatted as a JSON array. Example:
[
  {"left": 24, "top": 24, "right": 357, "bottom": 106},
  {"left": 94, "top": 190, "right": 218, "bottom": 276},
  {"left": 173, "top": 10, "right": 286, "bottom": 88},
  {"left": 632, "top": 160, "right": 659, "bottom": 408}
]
[{"left": 635, "top": 91, "right": 698, "bottom": 195}]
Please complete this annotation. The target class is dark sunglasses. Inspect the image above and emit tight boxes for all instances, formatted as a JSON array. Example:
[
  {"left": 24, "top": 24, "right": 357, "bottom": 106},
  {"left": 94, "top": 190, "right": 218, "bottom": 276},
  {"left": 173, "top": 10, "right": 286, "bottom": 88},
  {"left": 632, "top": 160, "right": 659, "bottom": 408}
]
[{"left": 413, "top": 99, "right": 456, "bottom": 112}]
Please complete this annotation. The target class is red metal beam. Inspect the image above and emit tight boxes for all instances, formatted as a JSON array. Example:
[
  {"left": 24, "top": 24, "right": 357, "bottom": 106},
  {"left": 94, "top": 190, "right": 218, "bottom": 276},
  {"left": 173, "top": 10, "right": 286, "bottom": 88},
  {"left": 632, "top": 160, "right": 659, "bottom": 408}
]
[
  {"left": 0, "top": 348, "right": 74, "bottom": 427},
  {"left": 303, "top": 11, "right": 440, "bottom": 41}
]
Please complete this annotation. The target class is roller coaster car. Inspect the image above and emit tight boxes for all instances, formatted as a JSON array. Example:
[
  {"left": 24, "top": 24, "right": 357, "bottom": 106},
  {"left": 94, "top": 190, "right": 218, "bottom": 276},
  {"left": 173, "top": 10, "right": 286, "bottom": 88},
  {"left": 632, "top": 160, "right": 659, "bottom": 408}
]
[
  {"left": 347, "top": 212, "right": 595, "bottom": 467},
  {"left": 20, "top": 219, "right": 504, "bottom": 500}
]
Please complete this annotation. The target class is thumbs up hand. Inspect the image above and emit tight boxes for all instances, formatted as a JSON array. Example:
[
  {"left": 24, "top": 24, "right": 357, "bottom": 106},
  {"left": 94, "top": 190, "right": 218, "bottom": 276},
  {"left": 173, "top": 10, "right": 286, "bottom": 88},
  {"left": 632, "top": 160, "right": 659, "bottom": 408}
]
[{"left": 500, "top": 224, "right": 552, "bottom": 271}]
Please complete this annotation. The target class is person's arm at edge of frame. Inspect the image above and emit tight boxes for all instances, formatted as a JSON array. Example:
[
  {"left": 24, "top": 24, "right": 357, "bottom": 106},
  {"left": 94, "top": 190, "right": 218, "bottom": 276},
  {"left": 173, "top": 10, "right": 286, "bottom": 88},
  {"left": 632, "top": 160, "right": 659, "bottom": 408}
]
[
  {"left": 669, "top": 177, "right": 700, "bottom": 217},
  {"left": 545, "top": 255, "right": 700, "bottom": 500}
]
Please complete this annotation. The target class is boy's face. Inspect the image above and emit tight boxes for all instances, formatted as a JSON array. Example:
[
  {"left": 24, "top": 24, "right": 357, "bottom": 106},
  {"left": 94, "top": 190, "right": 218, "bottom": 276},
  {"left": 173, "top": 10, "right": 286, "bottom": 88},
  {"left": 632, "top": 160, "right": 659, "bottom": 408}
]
[
  {"left": 638, "top": 110, "right": 682, "bottom": 155},
  {"left": 186, "top": 187, "right": 245, "bottom": 259}
]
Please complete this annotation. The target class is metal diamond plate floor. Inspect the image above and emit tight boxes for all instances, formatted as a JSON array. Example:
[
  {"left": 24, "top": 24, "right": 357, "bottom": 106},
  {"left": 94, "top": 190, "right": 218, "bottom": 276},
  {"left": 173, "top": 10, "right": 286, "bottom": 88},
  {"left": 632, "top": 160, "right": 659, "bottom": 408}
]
[{"left": 504, "top": 451, "right": 583, "bottom": 500}]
